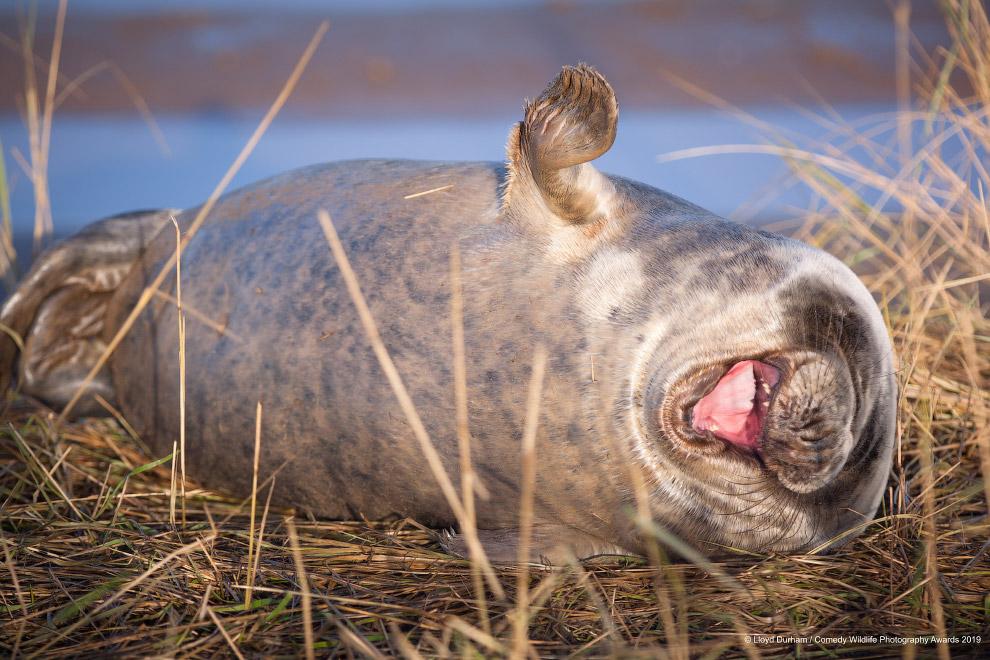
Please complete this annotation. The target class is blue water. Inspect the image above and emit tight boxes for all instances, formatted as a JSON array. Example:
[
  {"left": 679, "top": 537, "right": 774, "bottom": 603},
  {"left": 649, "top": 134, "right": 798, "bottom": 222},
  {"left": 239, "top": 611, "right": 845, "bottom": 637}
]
[
  {"left": 1, "top": 104, "right": 895, "bottom": 266},
  {"left": 22, "top": 0, "right": 586, "bottom": 16}
]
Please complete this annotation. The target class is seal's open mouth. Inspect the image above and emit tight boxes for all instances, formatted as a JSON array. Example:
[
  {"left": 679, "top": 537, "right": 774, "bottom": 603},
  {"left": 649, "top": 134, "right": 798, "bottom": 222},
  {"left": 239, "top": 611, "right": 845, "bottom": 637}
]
[{"left": 691, "top": 360, "right": 780, "bottom": 451}]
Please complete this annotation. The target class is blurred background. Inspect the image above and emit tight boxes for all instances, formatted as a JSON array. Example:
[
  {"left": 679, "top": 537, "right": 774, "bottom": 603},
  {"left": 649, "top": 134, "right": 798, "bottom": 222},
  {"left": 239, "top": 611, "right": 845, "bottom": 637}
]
[{"left": 0, "top": 0, "right": 957, "bottom": 274}]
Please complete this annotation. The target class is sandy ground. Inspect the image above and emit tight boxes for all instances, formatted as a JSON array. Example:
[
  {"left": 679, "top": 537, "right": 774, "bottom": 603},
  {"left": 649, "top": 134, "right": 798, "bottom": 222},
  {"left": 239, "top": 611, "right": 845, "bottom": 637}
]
[{"left": 0, "top": 0, "right": 957, "bottom": 119}]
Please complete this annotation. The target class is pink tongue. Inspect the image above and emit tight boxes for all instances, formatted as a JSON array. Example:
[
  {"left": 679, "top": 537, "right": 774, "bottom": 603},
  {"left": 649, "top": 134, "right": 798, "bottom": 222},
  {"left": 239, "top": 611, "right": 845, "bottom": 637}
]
[{"left": 692, "top": 360, "right": 777, "bottom": 450}]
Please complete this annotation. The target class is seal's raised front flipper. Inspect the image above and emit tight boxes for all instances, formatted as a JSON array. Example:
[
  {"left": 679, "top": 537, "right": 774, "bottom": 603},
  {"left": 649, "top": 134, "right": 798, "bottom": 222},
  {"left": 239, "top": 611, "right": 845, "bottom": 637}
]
[
  {"left": 0, "top": 209, "right": 175, "bottom": 416},
  {"left": 505, "top": 63, "right": 619, "bottom": 227}
]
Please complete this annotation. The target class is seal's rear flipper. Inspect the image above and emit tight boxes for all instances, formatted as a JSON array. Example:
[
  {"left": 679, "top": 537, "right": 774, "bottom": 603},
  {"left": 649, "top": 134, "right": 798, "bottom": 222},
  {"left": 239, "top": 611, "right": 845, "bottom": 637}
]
[
  {"left": 506, "top": 64, "right": 619, "bottom": 226},
  {"left": 0, "top": 209, "right": 175, "bottom": 416},
  {"left": 442, "top": 524, "right": 626, "bottom": 564}
]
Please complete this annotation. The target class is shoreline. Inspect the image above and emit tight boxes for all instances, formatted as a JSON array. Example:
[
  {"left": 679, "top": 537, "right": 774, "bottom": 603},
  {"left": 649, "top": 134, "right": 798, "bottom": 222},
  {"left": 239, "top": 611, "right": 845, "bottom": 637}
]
[{"left": 0, "top": 0, "right": 954, "bottom": 119}]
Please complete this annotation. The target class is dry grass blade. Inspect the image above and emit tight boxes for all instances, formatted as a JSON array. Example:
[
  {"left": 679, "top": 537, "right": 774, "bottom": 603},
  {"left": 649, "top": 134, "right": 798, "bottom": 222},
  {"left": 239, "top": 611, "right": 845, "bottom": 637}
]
[
  {"left": 286, "top": 518, "right": 315, "bottom": 660},
  {"left": 151, "top": 290, "right": 246, "bottom": 341},
  {"left": 404, "top": 184, "right": 454, "bottom": 199},
  {"left": 38, "top": 0, "right": 66, "bottom": 198},
  {"left": 54, "top": 20, "right": 330, "bottom": 423},
  {"left": 449, "top": 243, "right": 492, "bottom": 634},
  {"left": 511, "top": 344, "right": 546, "bottom": 660},
  {"left": 18, "top": 1, "right": 49, "bottom": 258},
  {"left": 317, "top": 208, "right": 506, "bottom": 601},
  {"left": 389, "top": 622, "right": 427, "bottom": 660},
  {"left": 0, "top": 135, "right": 17, "bottom": 291},
  {"left": 339, "top": 623, "right": 390, "bottom": 659},
  {"left": 245, "top": 399, "right": 262, "bottom": 609},
  {"left": 204, "top": 605, "right": 247, "bottom": 660},
  {"left": 172, "top": 215, "right": 188, "bottom": 530}
]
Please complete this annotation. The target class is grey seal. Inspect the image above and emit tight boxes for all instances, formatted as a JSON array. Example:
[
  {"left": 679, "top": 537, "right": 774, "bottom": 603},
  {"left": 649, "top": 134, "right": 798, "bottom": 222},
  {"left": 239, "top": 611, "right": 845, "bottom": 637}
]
[{"left": 0, "top": 65, "right": 897, "bottom": 562}]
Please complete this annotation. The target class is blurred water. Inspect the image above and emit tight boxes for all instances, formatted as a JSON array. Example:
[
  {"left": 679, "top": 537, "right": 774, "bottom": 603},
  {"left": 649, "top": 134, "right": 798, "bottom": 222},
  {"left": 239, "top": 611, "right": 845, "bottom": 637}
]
[
  {"left": 2, "top": 103, "right": 895, "bottom": 270},
  {"left": 27, "top": 0, "right": 586, "bottom": 15}
]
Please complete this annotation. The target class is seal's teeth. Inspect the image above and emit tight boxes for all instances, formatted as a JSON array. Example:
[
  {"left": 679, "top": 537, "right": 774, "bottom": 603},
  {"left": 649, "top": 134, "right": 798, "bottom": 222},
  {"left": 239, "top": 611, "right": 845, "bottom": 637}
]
[{"left": 690, "top": 359, "right": 781, "bottom": 451}]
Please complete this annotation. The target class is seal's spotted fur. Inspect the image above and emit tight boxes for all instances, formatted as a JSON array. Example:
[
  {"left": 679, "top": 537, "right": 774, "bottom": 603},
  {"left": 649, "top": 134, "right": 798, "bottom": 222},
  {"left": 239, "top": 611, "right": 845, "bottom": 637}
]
[{"left": 0, "top": 66, "right": 896, "bottom": 562}]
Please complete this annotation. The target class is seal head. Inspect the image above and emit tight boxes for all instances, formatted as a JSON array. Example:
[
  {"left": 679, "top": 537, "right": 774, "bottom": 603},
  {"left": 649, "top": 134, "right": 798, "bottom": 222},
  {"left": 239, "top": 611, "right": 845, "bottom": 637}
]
[
  {"left": 487, "top": 63, "right": 897, "bottom": 558},
  {"left": 636, "top": 250, "right": 896, "bottom": 556}
]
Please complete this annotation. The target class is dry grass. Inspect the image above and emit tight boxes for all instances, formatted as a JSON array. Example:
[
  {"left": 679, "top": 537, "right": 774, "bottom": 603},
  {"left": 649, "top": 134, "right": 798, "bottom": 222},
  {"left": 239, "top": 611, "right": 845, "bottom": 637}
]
[
  {"left": 1, "top": 402, "right": 987, "bottom": 658},
  {"left": 2, "top": 1, "right": 990, "bottom": 658}
]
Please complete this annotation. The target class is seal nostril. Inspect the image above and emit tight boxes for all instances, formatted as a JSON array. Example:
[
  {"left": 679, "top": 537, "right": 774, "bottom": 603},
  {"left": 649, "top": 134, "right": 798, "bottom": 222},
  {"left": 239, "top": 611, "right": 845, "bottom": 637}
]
[{"left": 794, "top": 425, "right": 838, "bottom": 444}]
